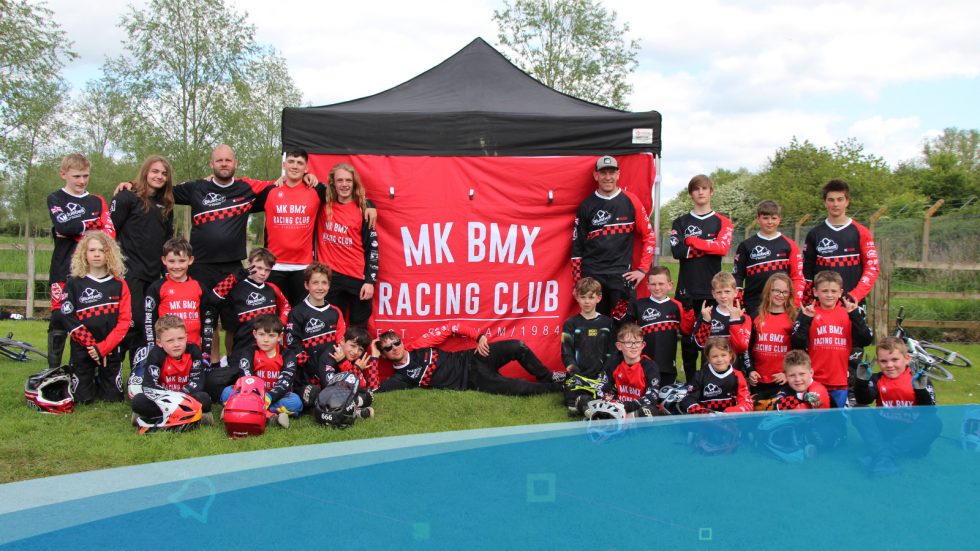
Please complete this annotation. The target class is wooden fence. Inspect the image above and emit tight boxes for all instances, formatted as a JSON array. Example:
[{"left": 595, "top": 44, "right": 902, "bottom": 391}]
[{"left": 0, "top": 240, "right": 49, "bottom": 319}]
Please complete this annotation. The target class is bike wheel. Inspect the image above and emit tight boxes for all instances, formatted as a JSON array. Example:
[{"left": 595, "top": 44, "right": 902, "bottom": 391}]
[
  {"left": 919, "top": 343, "right": 973, "bottom": 368},
  {"left": 0, "top": 339, "right": 48, "bottom": 361},
  {"left": 920, "top": 364, "right": 955, "bottom": 382}
]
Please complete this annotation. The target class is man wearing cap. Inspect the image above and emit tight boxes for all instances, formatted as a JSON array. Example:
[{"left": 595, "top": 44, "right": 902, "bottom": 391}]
[{"left": 571, "top": 156, "right": 657, "bottom": 321}]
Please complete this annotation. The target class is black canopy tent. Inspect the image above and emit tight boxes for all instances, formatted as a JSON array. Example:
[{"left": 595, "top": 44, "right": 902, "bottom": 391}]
[{"left": 281, "top": 37, "right": 665, "bottom": 249}]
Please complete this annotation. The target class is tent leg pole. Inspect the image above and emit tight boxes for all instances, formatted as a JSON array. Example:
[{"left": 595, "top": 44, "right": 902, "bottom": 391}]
[{"left": 652, "top": 154, "right": 662, "bottom": 267}]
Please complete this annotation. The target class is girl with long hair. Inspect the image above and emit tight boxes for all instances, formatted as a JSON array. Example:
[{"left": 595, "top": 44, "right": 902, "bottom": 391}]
[
  {"left": 110, "top": 155, "right": 175, "bottom": 369},
  {"left": 745, "top": 273, "right": 799, "bottom": 404},
  {"left": 314, "top": 163, "right": 379, "bottom": 327}
]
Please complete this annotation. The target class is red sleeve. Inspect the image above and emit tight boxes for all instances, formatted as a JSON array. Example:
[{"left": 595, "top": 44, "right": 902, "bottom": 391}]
[
  {"left": 685, "top": 214, "right": 733, "bottom": 256},
  {"left": 333, "top": 306, "right": 347, "bottom": 345},
  {"left": 724, "top": 371, "right": 754, "bottom": 413},
  {"left": 213, "top": 272, "right": 238, "bottom": 300},
  {"left": 729, "top": 316, "right": 752, "bottom": 354},
  {"left": 269, "top": 283, "right": 290, "bottom": 324},
  {"left": 674, "top": 299, "right": 696, "bottom": 335},
  {"left": 625, "top": 192, "right": 656, "bottom": 273},
  {"left": 850, "top": 224, "right": 879, "bottom": 302},
  {"left": 99, "top": 197, "right": 116, "bottom": 238},
  {"left": 98, "top": 279, "right": 131, "bottom": 356},
  {"left": 693, "top": 317, "right": 711, "bottom": 348},
  {"left": 240, "top": 178, "right": 275, "bottom": 195},
  {"left": 406, "top": 323, "right": 482, "bottom": 351},
  {"left": 787, "top": 236, "right": 805, "bottom": 308}
]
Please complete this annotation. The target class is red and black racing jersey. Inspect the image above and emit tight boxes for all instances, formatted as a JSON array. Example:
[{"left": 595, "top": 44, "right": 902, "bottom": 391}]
[
  {"left": 623, "top": 296, "right": 695, "bottom": 375},
  {"left": 744, "top": 311, "right": 795, "bottom": 384},
  {"left": 172, "top": 178, "right": 273, "bottom": 263},
  {"left": 571, "top": 189, "right": 655, "bottom": 281},
  {"left": 60, "top": 274, "right": 131, "bottom": 357},
  {"left": 141, "top": 343, "right": 206, "bottom": 394},
  {"left": 228, "top": 343, "right": 300, "bottom": 404},
  {"left": 802, "top": 219, "right": 878, "bottom": 302},
  {"left": 774, "top": 380, "right": 832, "bottom": 410},
  {"left": 600, "top": 356, "right": 660, "bottom": 413},
  {"left": 285, "top": 298, "right": 347, "bottom": 377},
  {"left": 144, "top": 276, "right": 215, "bottom": 362},
  {"left": 47, "top": 189, "right": 115, "bottom": 284},
  {"left": 680, "top": 365, "right": 753, "bottom": 414},
  {"left": 670, "top": 211, "right": 733, "bottom": 300},
  {"left": 790, "top": 304, "right": 873, "bottom": 389},
  {"left": 252, "top": 183, "right": 321, "bottom": 267},
  {"left": 732, "top": 232, "right": 804, "bottom": 315},
  {"left": 315, "top": 199, "right": 379, "bottom": 283},
  {"left": 855, "top": 369, "right": 936, "bottom": 422},
  {"left": 212, "top": 273, "right": 290, "bottom": 351},
  {"left": 383, "top": 323, "right": 484, "bottom": 390}
]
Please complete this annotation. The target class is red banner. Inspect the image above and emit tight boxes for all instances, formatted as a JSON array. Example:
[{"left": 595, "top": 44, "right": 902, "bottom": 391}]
[{"left": 307, "top": 154, "right": 656, "bottom": 380}]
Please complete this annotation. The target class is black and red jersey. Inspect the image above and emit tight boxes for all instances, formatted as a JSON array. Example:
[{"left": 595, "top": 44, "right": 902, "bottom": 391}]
[
  {"left": 317, "top": 354, "right": 380, "bottom": 391},
  {"left": 670, "top": 211, "right": 733, "bottom": 300},
  {"left": 623, "top": 296, "right": 695, "bottom": 375},
  {"left": 60, "top": 274, "right": 131, "bottom": 357},
  {"left": 141, "top": 343, "right": 206, "bottom": 394},
  {"left": 774, "top": 380, "right": 832, "bottom": 410},
  {"left": 212, "top": 273, "right": 290, "bottom": 351},
  {"left": 253, "top": 183, "right": 321, "bottom": 267},
  {"left": 790, "top": 304, "right": 873, "bottom": 389},
  {"left": 228, "top": 343, "right": 299, "bottom": 404},
  {"left": 109, "top": 189, "right": 174, "bottom": 282},
  {"left": 144, "top": 276, "right": 215, "bottom": 362},
  {"left": 692, "top": 306, "right": 751, "bottom": 354},
  {"left": 802, "top": 219, "right": 878, "bottom": 302},
  {"left": 600, "top": 356, "right": 660, "bottom": 413},
  {"left": 383, "top": 323, "right": 483, "bottom": 390},
  {"left": 732, "top": 232, "right": 804, "bottom": 315},
  {"left": 855, "top": 369, "right": 936, "bottom": 422},
  {"left": 560, "top": 313, "right": 615, "bottom": 377},
  {"left": 680, "top": 365, "right": 753, "bottom": 414},
  {"left": 47, "top": 189, "right": 115, "bottom": 284},
  {"left": 571, "top": 189, "right": 655, "bottom": 281},
  {"left": 744, "top": 312, "right": 795, "bottom": 384},
  {"left": 315, "top": 200, "right": 379, "bottom": 283},
  {"left": 285, "top": 298, "right": 347, "bottom": 370},
  {"left": 172, "top": 178, "right": 273, "bottom": 263}
]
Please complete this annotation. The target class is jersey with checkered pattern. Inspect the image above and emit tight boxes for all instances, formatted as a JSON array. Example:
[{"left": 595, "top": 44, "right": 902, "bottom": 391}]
[
  {"left": 144, "top": 276, "right": 215, "bottom": 362},
  {"left": 229, "top": 343, "right": 299, "bottom": 404},
  {"left": 317, "top": 355, "right": 380, "bottom": 391},
  {"left": 571, "top": 189, "right": 655, "bottom": 279},
  {"left": 744, "top": 311, "right": 795, "bottom": 384},
  {"left": 47, "top": 190, "right": 115, "bottom": 284},
  {"left": 732, "top": 233, "right": 804, "bottom": 315},
  {"left": 774, "top": 381, "right": 831, "bottom": 410},
  {"left": 172, "top": 178, "right": 273, "bottom": 263},
  {"left": 692, "top": 306, "right": 751, "bottom": 354},
  {"left": 385, "top": 323, "right": 483, "bottom": 390},
  {"left": 141, "top": 343, "right": 206, "bottom": 394},
  {"left": 60, "top": 274, "right": 131, "bottom": 358},
  {"left": 285, "top": 298, "right": 347, "bottom": 382},
  {"left": 670, "top": 211, "right": 734, "bottom": 300},
  {"left": 680, "top": 365, "right": 753, "bottom": 414},
  {"left": 600, "top": 356, "right": 661, "bottom": 413},
  {"left": 802, "top": 219, "right": 878, "bottom": 302},
  {"left": 212, "top": 274, "right": 290, "bottom": 352},
  {"left": 622, "top": 297, "right": 695, "bottom": 374},
  {"left": 560, "top": 313, "right": 615, "bottom": 378}
]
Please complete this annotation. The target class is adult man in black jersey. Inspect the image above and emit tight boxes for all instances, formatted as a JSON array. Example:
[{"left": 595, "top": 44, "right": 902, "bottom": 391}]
[{"left": 571, "top": 156, "right": 656, "bottom": 321}]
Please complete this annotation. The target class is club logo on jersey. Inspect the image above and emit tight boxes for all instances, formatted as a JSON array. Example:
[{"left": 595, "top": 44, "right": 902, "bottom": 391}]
[
  {"left": 817, "top": 238, "right": 838, "bottom": 254},
  {"left": 685, "top": 225, "right": 702, "bottom": 238},
  {"left": 346, "top": 373, "right": 358, "bottom": 385},
  {"left": 145, "top": 296, "right": 155, "bottom": 311},
  {"left": 710, "top": 319, "right": 725, "bottom": 333},
  {"left": 642, "top": 308, "right": 661, "bottom": 322},
  {"left": 305, "top": 318, "right": 325, "bottom": 333},
  {"left": 866, "top": 247, "right": 877, "bottom": 258},
  {"left": 202, "top": 193, "right": 226, "bottom": 207},
  {"left": 240, "top": 359, "right": 250, "bottom": 371},
  {"left": 407, "top": 367, "right": 422, "bottom": 379},
  {"left": 370, "top": 250, "right": 379, "bottom": 261},
  {"left": 371, "top": 241, "right": 378, "bottom": 247},
  {"left": 109, "top": 200, "right": 116, "bottom": 212},
  {"left": 704, "top": 383, "right": 722, "bottom": 398},
  {"left": 79, "top": 288, "right": 103, "bottom": 304},
  {"left": 277, "top": 191, "right": 284, "bottom": 198},
  {"left": 670, "top": 232, "right": 678, "bottom": 246},
  {"left": 56, "top": 203, "right": 86, "bottom": 223},
  {"left": 592, "top": 210, "right": 612, "bottom": 226},
  {"left": 750, "top": 246, "right": 771, "bottom": 260},
  {"left": 246, "top": 292, "right": 266, "bottom": 306},
  {"left": 61, "top": 301, "right": 73, "bottom": 314}
]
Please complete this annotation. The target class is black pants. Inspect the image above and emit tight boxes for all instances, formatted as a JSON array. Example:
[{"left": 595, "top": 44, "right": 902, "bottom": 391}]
[
  {"left": 188, "top": 261, "right": 241, "bottom": 329},
  {"left": 48, "top": 312, "right": 67, "bottom": 370},
  {"left": 851, "top": 409, "right": 942, "bottom": 460},
  {"left": 326, "top": 272, "right": 372, "bottom": 327},
  {"left": 202, "top": 364, "right": 243, "bottom": 405},
  {"left": 585, "top": 273, "right": 631, "bottom": 323},
  {"left": 132, "top": 390, "right": 212, "bottom": 423},
  {"left": 846, "top": 299, "right": 869, "bottom": 403},
  {"left": 678, "top": 295, "right": 716, "bottom": 383},
  {"left": 68, "top": 345, "right": 124, "bottom": 403},
  {"left": 267, "top": 269, "right": 307, "bottom": 308},
  {"left": 660, "top": 372, "right": 677, "bottom": 387},
  {"left": 467, "top": 340, "right": 561, "bottom": 396},
  {"left": 122, "top": 275, "right": 154, "bottom": 371}
]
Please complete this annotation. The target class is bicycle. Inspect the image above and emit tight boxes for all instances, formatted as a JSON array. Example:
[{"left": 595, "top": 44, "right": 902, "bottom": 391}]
[
  {"left": 867, "top": 307, "right": 973, "bottom": 381},
  {"left": 0, "top": 332, "right": 48, "bottom": 362}
]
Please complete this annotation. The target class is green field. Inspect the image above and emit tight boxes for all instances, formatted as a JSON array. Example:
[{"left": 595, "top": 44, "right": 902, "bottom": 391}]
[{"left": 1, "top": 319, "right": 979, "bottom": 484}]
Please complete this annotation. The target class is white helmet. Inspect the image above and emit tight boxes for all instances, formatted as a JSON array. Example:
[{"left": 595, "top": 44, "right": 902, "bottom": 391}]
[{"left": 585, "top": 400, "right": 629, "bottom": 444}]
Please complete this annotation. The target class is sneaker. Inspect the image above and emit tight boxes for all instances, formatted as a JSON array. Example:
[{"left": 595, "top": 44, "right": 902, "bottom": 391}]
[
  {"left": 276, "top": 412, "right": 290, "bottom": 429},
  {"left": 574, "top": 395, "right": 590, "bottom": 415},
  {"left": 200, "top": 412, "right": 213, "bottom": 426},
  {"left": 9, "top": 313, "right": 24, "bottom": 320},
  {"left": 567, "top": 406, "right": 582, "bottom": 418},
  {"left": 551, "top": 371, "right": 568, "bottom": 384},
  {"left": 804, "top": 445, "right": 818, "bottom": 459},
  {"left": 131, "top": 412, "right": 139, "bottom": 427},
  {"left": 355, "top": 407, "right": 374, "bottom": 420},
  {"left": 871, "top": 456, "right": 903, "bottom": 478}
]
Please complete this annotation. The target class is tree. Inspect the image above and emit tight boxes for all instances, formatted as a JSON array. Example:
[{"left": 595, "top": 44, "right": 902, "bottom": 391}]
[
  {"left": 660, "top": 168, "right": 759, "bottom": 230},
  {"left": 493, "top": 0, "right": 639, "bottom": 110}
]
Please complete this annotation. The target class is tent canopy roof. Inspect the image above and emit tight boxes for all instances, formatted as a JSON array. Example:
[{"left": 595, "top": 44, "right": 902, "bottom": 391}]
[{"left": 282, "top": 38, "right": 661, "bottom": 157}]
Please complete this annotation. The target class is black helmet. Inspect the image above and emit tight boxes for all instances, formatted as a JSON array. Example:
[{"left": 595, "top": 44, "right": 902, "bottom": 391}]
[{"left": 313, "top": 372, "right": 360, "bottom": 429}]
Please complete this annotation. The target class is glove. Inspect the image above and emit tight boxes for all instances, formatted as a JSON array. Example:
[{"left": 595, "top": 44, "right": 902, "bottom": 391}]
[
  {"left": 912, "top": 370, "right": 929, "bottom": 390},
  {"left": 233, "top": 264, "right": 257, "bottom": 282},
  {"left": 264, "top": 394, "right": 272, "bottom": 409},
  {"left": 802, "top": 392, "right": 823, "bottom": 409},
  {"left": 687, "top": 404, "right": 709, "bottom": 415},
  {"left": 856, "top": 360, "right": 872, "bottom": 381}
]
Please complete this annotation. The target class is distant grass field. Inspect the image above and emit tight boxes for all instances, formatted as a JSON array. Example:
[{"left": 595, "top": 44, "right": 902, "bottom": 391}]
[{"left": 2, "top": 319, "right": 979, "bottom": 484}]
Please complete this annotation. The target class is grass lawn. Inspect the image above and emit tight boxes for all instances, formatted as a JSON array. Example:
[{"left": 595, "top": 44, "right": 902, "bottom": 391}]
[{"left": 2, "top": 319, "right": 979, "bottom": 484}]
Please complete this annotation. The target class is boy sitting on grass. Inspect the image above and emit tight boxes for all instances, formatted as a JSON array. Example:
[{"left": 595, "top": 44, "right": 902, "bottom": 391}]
[
  {"left": 132, "top": 315, "right": 212, "bottom": 428},
  {"left": 561, "top": 277, "right": 616, "bottom": 416},
  {"left": 297, "top": 326, "right": 378, "bottom": 421},
  {"left": 576, "top": 323, "right": 660, "bottom": 418},
  {"left": 852, "top": 336, "right": 941, "bottom": 478},
  {"left": 680, "top": 337, "right": 753, "bottom": 414},
  {"left": 790, "top": 270, "right": 873, "bottom": 409},
  {"left": 774, "top": 349, "right": 846, "bottom": 455}
]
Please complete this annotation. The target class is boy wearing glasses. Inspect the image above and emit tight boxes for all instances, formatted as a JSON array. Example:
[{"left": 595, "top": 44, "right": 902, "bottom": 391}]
[
  {"left": 572, "top": 324, "right": 661, "bottom": 418},
  {"left": 732, "top": 200, "right": 804, "bottom": 317},
  {"left": 374, "top": 325, "right": 567, "bottom": 395}
]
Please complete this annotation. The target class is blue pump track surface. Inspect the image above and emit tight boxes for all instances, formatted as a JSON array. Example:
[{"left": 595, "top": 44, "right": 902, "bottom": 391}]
[{"left": 1, "top": 406, "right": 978, "bottom": 550}]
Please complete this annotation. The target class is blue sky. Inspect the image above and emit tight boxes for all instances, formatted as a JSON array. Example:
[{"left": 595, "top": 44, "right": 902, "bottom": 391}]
[{"left": 44, "top": 0, "right": 979, "bottom": 198}]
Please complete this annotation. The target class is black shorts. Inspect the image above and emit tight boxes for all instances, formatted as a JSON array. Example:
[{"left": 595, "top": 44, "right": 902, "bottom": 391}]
[
  {"left": 267, "top": 269, "right": 307, "bottom": 308},
  {"left": 188, "top": 260, "right": 242, "bottom": 328}
]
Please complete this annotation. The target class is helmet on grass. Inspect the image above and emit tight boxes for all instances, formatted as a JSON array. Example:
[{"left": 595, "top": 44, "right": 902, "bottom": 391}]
[
  {"left": 694, "top": 414, "right": 741, "bottom": 457},
  {"left": 585, "top": 400, "right": 630, "bottom": 444},
  {"left": 136, "top": 388, "right": 203, "bottom": 434},
  {"left": 961, "top": 405, "right": 980, "bottom": 452},
  {"left": 223, "top": 376, "right": 267, "bottom": 439},
  {"left": 753, "top": 414, "right": 806, "bottom": 462},
  {"left": 25, "top": 366, "right": 73, "bottom": 414},
  {"left": 313, "top": 372, "right": 361, "bottom": 429},
  {"left": 657, "top": 382, "right": 690, "bottom": 416}
]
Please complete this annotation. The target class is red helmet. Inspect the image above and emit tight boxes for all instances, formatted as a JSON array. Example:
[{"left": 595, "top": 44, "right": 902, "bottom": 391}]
[
  {"left": 223, "top": 376, "right": 267, "bottom": 439},
  {"left": 25, "top": 366, "right": 74, "bottom": 414},
  {"left": 136, "top": 389, "right": 203, "bottom": 434}
]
